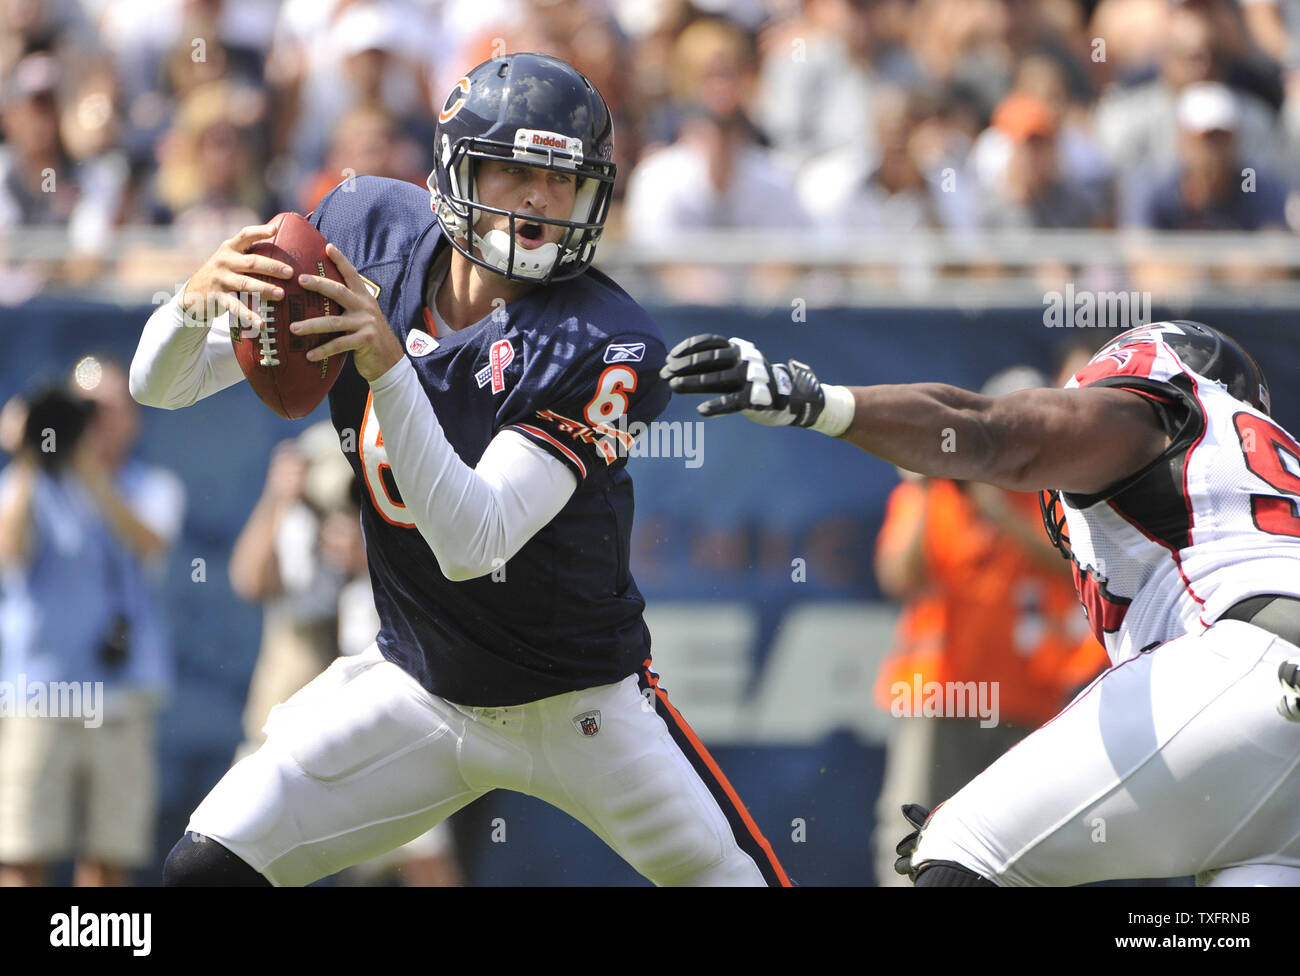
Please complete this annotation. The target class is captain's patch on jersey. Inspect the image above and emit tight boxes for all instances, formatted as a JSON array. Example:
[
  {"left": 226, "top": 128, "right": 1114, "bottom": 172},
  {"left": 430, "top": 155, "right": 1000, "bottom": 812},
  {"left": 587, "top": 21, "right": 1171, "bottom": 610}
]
[
  {"left": 359, "top": 274, "right": 381, "bottom": 299},
  {"left": 572, "top": 709, "right": 601, "bottom": 736},
  {"left": 406, "top": 329, "right": 437, "bottom": 357},
  {"left": 603, "top": 342, "right": 646, "bottom": 364}
]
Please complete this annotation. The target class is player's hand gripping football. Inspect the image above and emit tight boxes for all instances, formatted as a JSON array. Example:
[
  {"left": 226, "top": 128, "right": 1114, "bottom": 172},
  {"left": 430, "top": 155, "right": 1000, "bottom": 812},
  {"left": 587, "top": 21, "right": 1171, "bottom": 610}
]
[
  {"left": 182, "top": 223, "right": 296, "bottom": 333},
  {"left": 659, "top": 334, "right": 854, "bottom": 436},
  {"left": 291, "top": 243, "right": 405, "bottom": 383}
]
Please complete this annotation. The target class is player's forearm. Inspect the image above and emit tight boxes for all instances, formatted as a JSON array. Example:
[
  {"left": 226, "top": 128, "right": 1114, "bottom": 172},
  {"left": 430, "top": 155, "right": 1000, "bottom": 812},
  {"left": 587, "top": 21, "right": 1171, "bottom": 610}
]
[
  {"left": 841, "top": 384, "right": 1170, "bottom": 495},
  {"left": 130, "top": 289, "right": 245, "bottom": 409},
  {"left": 840, "top": 384, "right": 1028, "bottom": 487},
  {"left": 369, "top": 359, "right": 575, "bottom": 581}
]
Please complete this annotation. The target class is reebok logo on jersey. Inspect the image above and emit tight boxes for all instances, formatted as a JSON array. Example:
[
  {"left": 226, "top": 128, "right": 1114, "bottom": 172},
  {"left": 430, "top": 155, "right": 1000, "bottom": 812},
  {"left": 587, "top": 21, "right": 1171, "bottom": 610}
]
[
  {"left": 572, "top": 710, "right": 601, "bottom": 736},
  {"left": 603, "top": 342, "right": 646, "bottom": 364},
  {"left": 406, "top": 329, "right": 437, "bottom": 357},
  {"left": 475, "top": 339, "right": 516, "bottom": 392}
]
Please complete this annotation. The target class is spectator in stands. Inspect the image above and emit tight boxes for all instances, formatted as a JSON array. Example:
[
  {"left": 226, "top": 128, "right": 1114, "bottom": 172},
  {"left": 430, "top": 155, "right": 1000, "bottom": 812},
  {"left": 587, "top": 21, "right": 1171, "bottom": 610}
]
[
  {"left": 948, "top": 0, "right": 1092, "bottom": 116},
  {"left": 0, "top": 52, "right": 128, "bottom": 282},
  {"left": 756, "top": 0, "right": 924, "bottom": 167},
  {"left": 1238, "top": 0, "right": 1294, "bottom": 68},
  {"left": 1087, "top": 0, "right": 1177, "bottom": 86},
  {"left": 148, "top": 81, "right": 267, "bottom": 233},
  {"left": 624, "top": 20, "right": 804, "bottom": 234},
  {"left": 969, "top": 53, "right": 1113, "bottom": 219},
  {"left": 0, "top": 0, "right": 92, "bottom": 82},
  {"left": 622, "top": 19, "right": 805, "bottom": 299},
  {"left": 297, "top": 106, "right": 428, "bottom": 214},
  {"left": 870, "top": 365, "right": 1105, "bottom": 886},
  {"left": 975, "top": 91, "right": 1111, "bottom": 228},
  {"left": 635, "top": 17, "right": 761, "bottom": 153},
  {"left": 96, "top": 0, "right": 272, "bottom": 112},
  {"left": 797, "top": 85, "right": 977, "bottom": 234},
  {"left": 1094, "top": 3, "right": 1281, "bottom": 189},
  {"left": 265, "top": 0, "right": 433, "bottom": 192},
  {"left": 1125, "top": 80, "right": 1289, "bottom": 231},
  {"left": 0, "top": 358, "right": 183, "bottom": 886},
  {"left": 60, "top": 58, "right": 123, "bottom": 166},
  {"left": 117, "top": 80, "right": 267, "bottom": 286},
  {"left": 1188, "top": 0, "right": 1285, "bottom": 111},
  {"left": 102, "top": 2, "right": 271, "bottom": 210}
]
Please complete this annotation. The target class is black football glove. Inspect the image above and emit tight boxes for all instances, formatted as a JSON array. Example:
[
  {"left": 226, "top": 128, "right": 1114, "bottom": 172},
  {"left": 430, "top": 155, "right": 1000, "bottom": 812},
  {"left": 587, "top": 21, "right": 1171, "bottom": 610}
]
[
  {"left": 659, "top": 334, "right": 829, "bottom": 428},
  {"left": 894, "top": 802, "right": 931, "bottom": 881},
  {"left": 1279, "top": 659, "right": 1300, "bottom": 722}
]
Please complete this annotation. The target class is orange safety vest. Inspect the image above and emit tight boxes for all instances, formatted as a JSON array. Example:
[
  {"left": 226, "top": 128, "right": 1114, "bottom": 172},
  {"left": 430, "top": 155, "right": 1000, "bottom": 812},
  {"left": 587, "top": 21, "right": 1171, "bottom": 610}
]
[{"left": 874, "top": 479, "right": 1107, "bottom": 727}]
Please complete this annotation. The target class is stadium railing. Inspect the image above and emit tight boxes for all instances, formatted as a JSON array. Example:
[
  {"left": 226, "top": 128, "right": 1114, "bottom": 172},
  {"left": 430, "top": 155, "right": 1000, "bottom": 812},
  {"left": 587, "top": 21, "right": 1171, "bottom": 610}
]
[{"left": 3, "top": 226, "right": 1299, "bottom": 307}]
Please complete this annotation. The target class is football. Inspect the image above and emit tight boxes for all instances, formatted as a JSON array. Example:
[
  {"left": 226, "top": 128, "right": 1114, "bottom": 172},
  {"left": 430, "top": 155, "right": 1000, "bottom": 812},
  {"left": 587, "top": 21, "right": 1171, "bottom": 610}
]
[{"left": 231, "top": 211, "right": 348, "bottom": 419}]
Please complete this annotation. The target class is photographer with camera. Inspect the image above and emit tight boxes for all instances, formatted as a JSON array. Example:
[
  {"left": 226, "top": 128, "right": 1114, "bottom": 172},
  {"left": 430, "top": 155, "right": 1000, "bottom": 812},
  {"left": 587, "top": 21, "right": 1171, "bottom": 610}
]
[{"left": 0, "top": 358, "right": 184, "bottom": 886}]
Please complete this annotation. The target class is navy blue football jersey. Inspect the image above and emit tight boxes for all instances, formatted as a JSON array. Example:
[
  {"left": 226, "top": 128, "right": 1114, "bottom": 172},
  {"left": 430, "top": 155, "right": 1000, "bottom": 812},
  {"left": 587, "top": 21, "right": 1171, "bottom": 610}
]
[{"left": 310, "top": 176, "right": 670, "bottom": 706}]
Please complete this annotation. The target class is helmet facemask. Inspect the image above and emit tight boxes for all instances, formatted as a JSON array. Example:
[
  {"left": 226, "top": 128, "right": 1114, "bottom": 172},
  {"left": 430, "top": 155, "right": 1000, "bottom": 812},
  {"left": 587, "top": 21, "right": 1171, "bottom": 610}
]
[
  {"left": 429, "top": 132, "right": 615, "bottom": 284},
  {"left": 1039, "top": 488, "right": 1073, "bottom": 562}
]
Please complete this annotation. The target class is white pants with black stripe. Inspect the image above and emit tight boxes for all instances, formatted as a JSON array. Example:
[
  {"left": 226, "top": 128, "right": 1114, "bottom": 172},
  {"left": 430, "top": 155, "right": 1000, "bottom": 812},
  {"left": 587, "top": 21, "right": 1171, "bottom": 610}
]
[
  {"left": 187, "top": 645, "right": 777, "bottom": 886},
  {"left": 911, "top": 620, "right": 1300, "bottom": 886}
]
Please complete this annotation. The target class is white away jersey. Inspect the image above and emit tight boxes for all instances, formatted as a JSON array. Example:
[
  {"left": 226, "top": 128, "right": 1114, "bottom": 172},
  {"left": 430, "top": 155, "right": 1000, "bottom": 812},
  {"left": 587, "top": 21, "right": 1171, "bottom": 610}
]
[{"left": 1059, "top": 335, "right": 1300, "bottom": 664}]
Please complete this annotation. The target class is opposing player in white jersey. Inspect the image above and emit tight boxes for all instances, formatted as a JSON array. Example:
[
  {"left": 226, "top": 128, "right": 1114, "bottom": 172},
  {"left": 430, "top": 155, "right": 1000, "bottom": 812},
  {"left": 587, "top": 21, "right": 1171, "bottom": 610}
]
[{"left": 662, "top": 321, "right": 1300, "bottom": 886}]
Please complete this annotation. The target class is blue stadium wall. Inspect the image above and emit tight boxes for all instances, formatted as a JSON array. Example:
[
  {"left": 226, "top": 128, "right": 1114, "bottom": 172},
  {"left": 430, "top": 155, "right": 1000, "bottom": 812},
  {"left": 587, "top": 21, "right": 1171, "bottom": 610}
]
[{"left": 2, "top": 300, "right": 1296, "bottom": 885}]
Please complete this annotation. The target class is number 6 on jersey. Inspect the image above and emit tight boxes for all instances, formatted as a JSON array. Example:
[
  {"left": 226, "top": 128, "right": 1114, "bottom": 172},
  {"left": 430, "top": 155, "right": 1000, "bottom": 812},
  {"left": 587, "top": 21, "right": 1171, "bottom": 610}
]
[
  {"left": 585, "top": 366, "right": 638, "bottom": 426},
  {"left": 360, "top": 393, "right": 415, "bottom": 528}
]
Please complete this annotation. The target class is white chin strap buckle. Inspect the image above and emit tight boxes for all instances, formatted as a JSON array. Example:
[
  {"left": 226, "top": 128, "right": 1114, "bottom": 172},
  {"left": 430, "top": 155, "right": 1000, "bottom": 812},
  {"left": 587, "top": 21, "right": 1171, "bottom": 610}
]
[{"left": 475, "top": 229, "right": 559, "bottom": 279}]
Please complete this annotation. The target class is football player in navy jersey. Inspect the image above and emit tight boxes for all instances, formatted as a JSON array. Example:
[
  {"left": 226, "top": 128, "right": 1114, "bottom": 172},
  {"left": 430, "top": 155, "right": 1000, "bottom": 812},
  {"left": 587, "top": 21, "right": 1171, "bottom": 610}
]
[{"left": 133, "top": 53, "right": 790, "bottom": 886}]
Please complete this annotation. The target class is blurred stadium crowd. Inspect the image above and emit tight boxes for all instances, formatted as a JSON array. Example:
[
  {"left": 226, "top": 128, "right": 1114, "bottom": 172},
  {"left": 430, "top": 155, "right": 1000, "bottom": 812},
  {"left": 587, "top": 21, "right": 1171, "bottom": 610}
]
[{"left": 3, "top": 0, "right": 1300, "bottom": 300}]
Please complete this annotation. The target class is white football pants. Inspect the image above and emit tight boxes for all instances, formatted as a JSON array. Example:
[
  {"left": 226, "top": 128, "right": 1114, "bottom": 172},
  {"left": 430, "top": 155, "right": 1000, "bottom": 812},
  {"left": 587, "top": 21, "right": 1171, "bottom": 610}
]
[
  {"left": 186, "top": 645, "right": 790, "bottom": 886},
  {"left": 912, "top": 620, "right": 1300, "bottom": 886}
]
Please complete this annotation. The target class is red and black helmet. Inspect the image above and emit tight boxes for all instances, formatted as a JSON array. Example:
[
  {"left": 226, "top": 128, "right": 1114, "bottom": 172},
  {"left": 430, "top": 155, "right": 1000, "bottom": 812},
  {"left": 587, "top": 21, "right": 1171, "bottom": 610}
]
[
  {"left": 1090, "top": 320, "right": 1271, "bottom": 415},
  {"left": 1040, "top": 320, "right": 1271, "bottom": 561}
]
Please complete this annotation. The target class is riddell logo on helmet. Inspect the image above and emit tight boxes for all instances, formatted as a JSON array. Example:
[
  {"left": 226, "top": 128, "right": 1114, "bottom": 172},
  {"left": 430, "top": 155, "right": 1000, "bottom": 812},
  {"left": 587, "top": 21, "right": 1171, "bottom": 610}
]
[{"left": 514, "top": 129, "right": 583, "bottom": 165}]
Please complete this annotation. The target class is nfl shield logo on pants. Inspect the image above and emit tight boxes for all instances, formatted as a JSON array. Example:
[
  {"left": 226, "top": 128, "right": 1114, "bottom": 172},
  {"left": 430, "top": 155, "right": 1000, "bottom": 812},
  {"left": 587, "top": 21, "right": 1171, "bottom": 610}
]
[{"left": 572, "top": 710, "right": 601, "bottom": 737}]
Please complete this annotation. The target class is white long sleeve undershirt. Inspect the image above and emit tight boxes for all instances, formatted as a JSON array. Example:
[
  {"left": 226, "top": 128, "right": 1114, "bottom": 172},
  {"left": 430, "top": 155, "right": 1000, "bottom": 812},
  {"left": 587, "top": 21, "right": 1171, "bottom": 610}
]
[
  {"left": 368, "top": 357, "right": 576, "bottom": 581},
  {"left": 129, "top": 292, "right": 577, "bottom": 580},
  {"left": 129, "top": 289, "right": 247, "bottom": 409}
]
